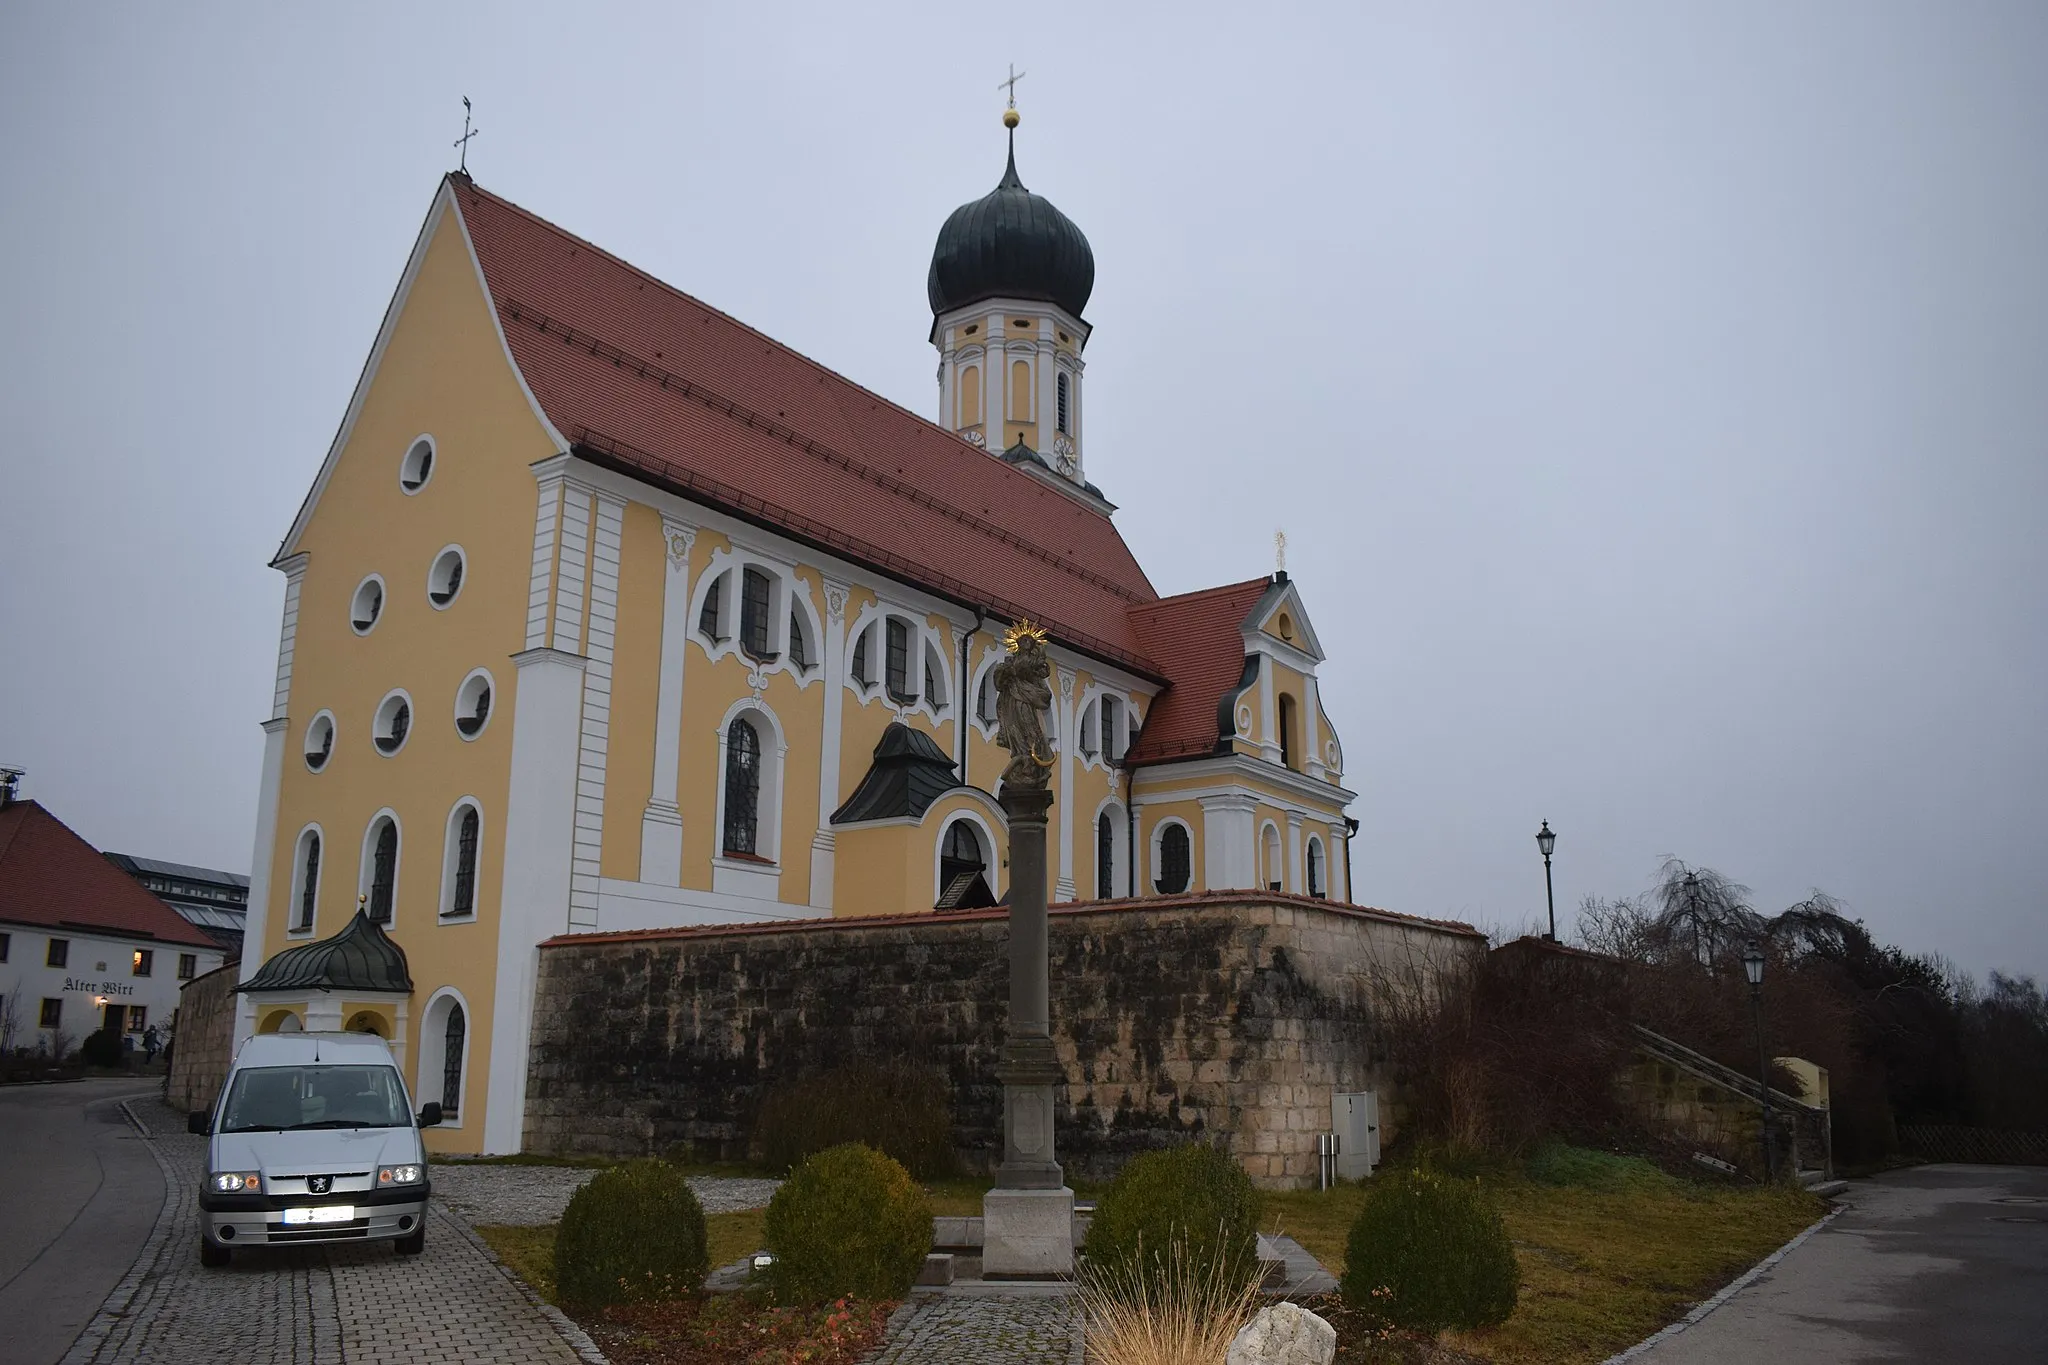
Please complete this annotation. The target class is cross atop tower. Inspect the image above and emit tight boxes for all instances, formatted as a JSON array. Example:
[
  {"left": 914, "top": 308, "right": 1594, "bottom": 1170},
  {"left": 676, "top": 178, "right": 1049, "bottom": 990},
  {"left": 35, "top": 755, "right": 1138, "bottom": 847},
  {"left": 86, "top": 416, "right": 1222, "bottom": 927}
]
[{"left": 998, "top": 64, "right": 1026, "bottom": 110}]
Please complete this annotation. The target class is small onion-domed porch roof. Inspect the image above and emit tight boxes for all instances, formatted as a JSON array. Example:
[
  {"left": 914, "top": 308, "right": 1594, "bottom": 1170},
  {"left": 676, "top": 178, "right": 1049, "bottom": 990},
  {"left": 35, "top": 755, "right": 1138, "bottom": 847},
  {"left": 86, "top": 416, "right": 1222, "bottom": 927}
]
[
  {"left": 831, "top": 723, "right": 964, "bottom": 824},
  {"left": 239, "top": 910, "right": 413, "bottom": 994}
]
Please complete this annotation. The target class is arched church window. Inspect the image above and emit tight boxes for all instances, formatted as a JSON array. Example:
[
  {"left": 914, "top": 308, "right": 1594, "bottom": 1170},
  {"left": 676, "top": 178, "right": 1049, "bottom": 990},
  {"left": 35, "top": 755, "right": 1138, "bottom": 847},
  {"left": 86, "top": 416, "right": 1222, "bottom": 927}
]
[
  {"left": 885, "top": 618, "right": 914, "bottom": 703},
  {"left": 446, "top": 806, "right": 479, "bottom": 918},
  {"left": 1102, "top": 695, "right": 1123, "bottom": 763},
  {"left": 740, "top": 567, "right": 775, "bottom": 660},
  {"left": 1263, "top": 823, "right": 1283, "bottom": 892},
  {"left": 976, "top": 670, "right": 995, "bottom": 724},
  {"left": 923, "top": 640, "right": 947, "bottom": 713},
  {"left": 698, "top": 572, "right": 727, "bottom": 641},
  {"left": 722, "top": 718, "right": 761, "bottom": 856},
  {"left": 940, "top": 821, "right": 984, "bottom": 884},
  {"left": 1156, "top": 824, "right": 1191, "bottom": 895},
  {"left": 1010, "top": 360, "right": 1031, "bottom": 422},
  {"left": 441, "top": 1004, "right": 465, "bottom": 1118},
  {"left": 295, "top": 832, "right": 320, "bottom": 931},
  {"left": 851, "top": 624, "right": 872, "bottom": 687},
  {"left": 1079, "top": 701, "right": 1098, "bottom": 758},
  {"left": 960, "top": 365, "right": 980, "bottom": 428},
  {"left": 1278, "top": 694, "right": 1297, "bottom": 771},
  {"left": 788, "top": 608, "right": 810, "bottom": 671},
  {"left": 1097, "top": 811, "right": 1114, "bottom": 899},
  {"left": 1307, "top": 837, "right": 1325, "bottom": 900},
  {"left": 368, "top": 818, "right": 398, "bottom": 924},
  {"left": 1057, "top": 372, "right": 1071, "bottom": 435},
  {"left": 936, "top": 819, "right": 994, "bottom": 908}
]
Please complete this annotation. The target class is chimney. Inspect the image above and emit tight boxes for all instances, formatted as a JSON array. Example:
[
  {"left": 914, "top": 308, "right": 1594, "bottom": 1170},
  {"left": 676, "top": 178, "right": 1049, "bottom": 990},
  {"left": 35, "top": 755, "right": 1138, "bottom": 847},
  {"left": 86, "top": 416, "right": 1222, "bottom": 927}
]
[{"left": 0, "top": 767, "right": 22, "bottom": 807}]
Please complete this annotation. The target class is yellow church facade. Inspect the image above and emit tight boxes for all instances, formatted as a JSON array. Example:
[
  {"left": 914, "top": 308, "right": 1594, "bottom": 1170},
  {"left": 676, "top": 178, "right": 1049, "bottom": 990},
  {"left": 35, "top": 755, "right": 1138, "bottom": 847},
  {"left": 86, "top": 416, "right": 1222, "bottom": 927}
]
[{"left": 236, "top": 143, "right": 1356, "bottom": 1153}]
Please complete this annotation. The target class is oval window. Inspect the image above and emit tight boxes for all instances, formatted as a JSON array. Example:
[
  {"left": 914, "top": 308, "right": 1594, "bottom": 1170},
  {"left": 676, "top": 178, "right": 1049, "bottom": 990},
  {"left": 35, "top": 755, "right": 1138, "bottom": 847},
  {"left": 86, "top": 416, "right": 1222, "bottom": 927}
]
[
  {"left": 455, "top": 671, "right": 493, "bottom": 740},
  {"left": 304, "top": 712, "right": 336, "bottom": 772},
  {"left": 400, "top": 437, "right": 434, "bottom": 493},
  {"left": 429, "top": 546, "right": 466, "bottom": 608},
  {"left": 351, "top": 576, "right": 385, "bottom": 634},
  {"left": 373, "top": 692, "right": 412, "bottom": 756}
]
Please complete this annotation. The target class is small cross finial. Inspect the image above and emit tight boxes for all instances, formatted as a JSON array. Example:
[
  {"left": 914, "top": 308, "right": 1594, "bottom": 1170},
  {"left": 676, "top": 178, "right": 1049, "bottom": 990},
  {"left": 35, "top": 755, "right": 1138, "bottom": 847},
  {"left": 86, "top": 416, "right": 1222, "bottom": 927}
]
[
  {"left": 454, "top": 96, "right": 481, "bottom": 175},
  {"left": 999, "top": 64, "right": 1026, "bottom": 109},
  {"left": 1275, "top": 528, "right": 1288, "bottom": 574}
]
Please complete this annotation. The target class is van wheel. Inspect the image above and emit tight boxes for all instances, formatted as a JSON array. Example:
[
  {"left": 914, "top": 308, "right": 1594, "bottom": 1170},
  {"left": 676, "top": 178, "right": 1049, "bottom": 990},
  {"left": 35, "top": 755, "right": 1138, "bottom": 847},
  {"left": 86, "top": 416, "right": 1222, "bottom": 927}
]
[
  {"left": 199, "top": 1237, "right": 231, "bottom": 1268},
  {"left": 395, "top": 1224, "right": 425, "bottom": 1257}
]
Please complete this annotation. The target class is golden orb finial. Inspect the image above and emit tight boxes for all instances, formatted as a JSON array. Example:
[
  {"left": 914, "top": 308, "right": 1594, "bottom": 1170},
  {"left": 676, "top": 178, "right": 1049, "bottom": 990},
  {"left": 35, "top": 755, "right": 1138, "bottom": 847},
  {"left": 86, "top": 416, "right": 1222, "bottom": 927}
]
[{"left": 1002, "top": 106, "right": 1020, "bottom": 129}]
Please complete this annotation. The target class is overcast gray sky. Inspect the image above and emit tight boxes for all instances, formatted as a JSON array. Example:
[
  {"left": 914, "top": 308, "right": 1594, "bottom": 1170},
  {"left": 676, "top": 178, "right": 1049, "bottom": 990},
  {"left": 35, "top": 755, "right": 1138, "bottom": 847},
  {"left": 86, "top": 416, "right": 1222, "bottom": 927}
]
[{"left": 3, "top": 3, "right": 2041, "bottom": 981}]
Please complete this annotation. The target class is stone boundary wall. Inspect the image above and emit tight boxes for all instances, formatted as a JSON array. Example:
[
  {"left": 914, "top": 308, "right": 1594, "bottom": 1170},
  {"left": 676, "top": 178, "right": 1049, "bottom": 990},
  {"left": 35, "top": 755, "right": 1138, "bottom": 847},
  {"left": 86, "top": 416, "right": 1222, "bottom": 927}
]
[
  {"left": 526, "top": 892, "right": 1481, "bottom": 1188},
  {"left": 166, "top": 962, "right": 237, "bottom": 1114}
]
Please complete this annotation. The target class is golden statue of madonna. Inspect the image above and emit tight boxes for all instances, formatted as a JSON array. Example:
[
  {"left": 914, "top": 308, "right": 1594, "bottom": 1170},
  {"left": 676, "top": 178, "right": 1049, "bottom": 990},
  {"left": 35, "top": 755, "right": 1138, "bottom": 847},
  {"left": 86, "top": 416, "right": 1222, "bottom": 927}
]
[{"left": 992, "top": 621, "right": 1056, "bottom": 792}]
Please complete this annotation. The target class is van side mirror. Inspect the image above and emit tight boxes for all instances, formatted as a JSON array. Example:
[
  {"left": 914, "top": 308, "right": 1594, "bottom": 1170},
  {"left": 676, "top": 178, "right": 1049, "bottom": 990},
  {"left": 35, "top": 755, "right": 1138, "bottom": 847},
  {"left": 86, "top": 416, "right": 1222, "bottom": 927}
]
[
  {"left": 417, "top": 1102, "right": 443, "bottom": 1128},
  {"left": 187, "top": 1112, "right": 209, "bottom": 1135}
]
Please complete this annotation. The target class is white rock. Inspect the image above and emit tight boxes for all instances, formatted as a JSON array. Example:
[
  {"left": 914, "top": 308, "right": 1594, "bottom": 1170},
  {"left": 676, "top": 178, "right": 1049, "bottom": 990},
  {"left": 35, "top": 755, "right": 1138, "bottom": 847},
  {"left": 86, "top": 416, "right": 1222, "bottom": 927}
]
[{"left": 1226, "top": 1302, "right": 1338, "bottom": 1365}]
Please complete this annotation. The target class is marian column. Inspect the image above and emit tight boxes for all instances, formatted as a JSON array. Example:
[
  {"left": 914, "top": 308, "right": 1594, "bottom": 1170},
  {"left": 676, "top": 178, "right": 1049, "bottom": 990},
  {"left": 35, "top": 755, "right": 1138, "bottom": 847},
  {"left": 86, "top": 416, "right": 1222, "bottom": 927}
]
[{"left": 982, "top": 621, "right": 1074, "bottom": 1277}]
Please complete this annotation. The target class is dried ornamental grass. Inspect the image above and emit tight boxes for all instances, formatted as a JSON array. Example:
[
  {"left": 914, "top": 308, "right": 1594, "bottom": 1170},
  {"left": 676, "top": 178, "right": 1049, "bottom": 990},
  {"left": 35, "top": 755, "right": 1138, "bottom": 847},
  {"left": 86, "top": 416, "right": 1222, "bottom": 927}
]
[{"left": 1078, "top": 1235, "right": 1261, "bottom": 1365}]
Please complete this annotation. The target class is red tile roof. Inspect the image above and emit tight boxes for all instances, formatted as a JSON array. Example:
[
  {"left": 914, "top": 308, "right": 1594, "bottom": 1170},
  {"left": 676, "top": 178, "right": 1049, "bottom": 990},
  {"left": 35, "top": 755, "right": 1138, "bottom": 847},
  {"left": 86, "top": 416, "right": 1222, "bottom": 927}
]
[
  {"left": 1125, "top": 577, "right": 1274, "bottom": 763},
  {"left": 455, "top": 179, "right": 1166, "bottom": 676},
  {"left": 0, "top": 801, "right": 219, "bottom": 948}
]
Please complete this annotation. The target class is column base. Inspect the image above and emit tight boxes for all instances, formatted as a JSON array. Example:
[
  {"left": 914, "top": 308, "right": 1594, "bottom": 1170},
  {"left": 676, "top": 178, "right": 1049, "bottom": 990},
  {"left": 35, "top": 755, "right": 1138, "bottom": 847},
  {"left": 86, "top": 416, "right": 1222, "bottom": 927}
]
[{"left": 981, "top": 1186, "right": 1076, "bottom": 1279}]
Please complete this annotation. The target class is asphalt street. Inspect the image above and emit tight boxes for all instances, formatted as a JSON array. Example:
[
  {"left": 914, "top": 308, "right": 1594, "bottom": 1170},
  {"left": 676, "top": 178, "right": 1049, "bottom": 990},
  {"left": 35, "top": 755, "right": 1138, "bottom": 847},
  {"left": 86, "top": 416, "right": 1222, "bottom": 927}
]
[
  {"left": 1635, "top": 1163, "right": 2048, "bottom": 1363},
  {"left": 0, "top": 1080, "right": 165, "bottom": 1365}
]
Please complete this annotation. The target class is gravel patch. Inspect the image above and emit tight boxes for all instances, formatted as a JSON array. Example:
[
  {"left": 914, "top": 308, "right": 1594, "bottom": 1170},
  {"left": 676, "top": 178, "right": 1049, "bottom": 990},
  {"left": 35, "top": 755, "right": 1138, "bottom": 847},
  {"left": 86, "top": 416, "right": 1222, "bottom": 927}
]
[{"left": 433, "top": 1162, "right": 781, "bottom": 1226}]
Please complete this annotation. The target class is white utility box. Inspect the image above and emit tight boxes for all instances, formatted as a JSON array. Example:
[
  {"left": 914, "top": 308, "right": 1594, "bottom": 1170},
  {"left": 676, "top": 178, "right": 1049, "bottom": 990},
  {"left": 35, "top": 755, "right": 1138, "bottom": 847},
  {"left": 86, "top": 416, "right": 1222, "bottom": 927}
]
[{"left": 1332, "top": 1090, "right": 1380, "bottom": 1180}]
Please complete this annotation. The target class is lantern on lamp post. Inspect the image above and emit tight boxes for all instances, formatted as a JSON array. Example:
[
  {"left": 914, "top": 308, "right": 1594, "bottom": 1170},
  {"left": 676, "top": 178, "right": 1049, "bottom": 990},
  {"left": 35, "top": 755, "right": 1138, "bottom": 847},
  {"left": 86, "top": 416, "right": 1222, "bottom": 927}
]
[
  {"left": 1535, "top": 821, "right": 1557, "bottom": 941},
  {"left": 1743, "top": 940, "right": 1776, "bottom": 1180}
]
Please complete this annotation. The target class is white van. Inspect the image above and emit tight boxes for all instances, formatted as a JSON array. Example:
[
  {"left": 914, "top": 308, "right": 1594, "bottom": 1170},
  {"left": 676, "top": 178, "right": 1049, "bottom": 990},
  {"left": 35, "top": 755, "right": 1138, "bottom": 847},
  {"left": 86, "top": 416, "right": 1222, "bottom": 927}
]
[{"left": 189, "top": 1030, "right": 441, "bottom": 1265}]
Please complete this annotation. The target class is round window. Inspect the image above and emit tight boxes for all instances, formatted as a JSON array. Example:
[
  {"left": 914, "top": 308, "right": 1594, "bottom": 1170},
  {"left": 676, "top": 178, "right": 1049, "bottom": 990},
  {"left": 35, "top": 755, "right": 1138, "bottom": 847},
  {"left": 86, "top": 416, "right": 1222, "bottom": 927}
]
[
  {"left": 400, "top": 437, "right": 435, "bottom": 493},
  {"left": 304, "top": 712, "right": 336, "bottom": 772},
  {"left": 428, "top": 546, "right": 466, "bottom": 609},
  {"left": 373, "top": 692, "right": 412, "bottom": 756},
  {"left": 455, "top": 671, "right": 493, "bottom": 740},
  {"left": 351, "top": 576, "right": 385, "bottom": 634}
]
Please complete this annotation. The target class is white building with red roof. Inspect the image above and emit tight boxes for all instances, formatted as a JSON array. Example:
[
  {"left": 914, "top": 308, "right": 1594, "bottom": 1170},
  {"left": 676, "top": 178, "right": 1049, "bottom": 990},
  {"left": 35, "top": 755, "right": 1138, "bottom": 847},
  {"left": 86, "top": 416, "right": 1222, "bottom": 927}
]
[
  {"left": 236, "top": 119, "right": 1357, "bottom": 1151},
  {"left": 0, "top": 792, "right": 225, "bottom": 1055}
]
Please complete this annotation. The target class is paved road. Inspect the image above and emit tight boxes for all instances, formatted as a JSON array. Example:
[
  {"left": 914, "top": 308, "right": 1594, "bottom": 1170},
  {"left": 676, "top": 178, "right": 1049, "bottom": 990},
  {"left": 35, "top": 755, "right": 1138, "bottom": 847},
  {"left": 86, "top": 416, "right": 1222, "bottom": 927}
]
[
  {"left": 0, "top": 1080, "right": 164, "bottom": 1365},
  {"left": 1635, "top": 1164, "right": 2048, "bottom": 1363}
]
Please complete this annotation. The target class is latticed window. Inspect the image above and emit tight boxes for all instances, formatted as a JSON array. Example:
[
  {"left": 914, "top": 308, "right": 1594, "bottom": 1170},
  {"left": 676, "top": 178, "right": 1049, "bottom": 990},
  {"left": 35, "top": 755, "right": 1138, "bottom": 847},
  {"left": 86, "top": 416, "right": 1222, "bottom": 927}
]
[
  {"left": 698, "top": 573, "right": 724, "bottom": 639},
  {"left": 442, "top": 1005, "right": 465, "bottom": 1117},
  {"left": 1156, "top": 824, "right": 1191, "bottom": 895},
  {"left": 369, "top": 821, "right": 397, "bottom": 923},
  {"left": 924, "top": 652, "right": 944, "bottom": 712},
  {"left": 297, "top": 835, "right": 320, "bottom": 930},
  {"left": 885, "top": 618, "right": 913, "bottom": 702},
  {"left": 1097, "top": 812, "right": 1115, "bottom": 899},
  {"left": 1102, "top": 696, "right": 1123, "bottom": 763},
  {"left": 788, "top": 610, "right": 809, "bottom": 670},
  {"left": 740, "top": 567, "right": 774, "bottom": 659},
  {"left": 976, "top": 671, "right": 995, "bottom": 724},
  {"left": 722, "top": 718, "right": 761, "bottom": 856},
  {"left": 851, "top": 627, "right": 871, "bottom": 686},
  {"left": 449, "top": 808, "right": 479, "bottom": 917}
]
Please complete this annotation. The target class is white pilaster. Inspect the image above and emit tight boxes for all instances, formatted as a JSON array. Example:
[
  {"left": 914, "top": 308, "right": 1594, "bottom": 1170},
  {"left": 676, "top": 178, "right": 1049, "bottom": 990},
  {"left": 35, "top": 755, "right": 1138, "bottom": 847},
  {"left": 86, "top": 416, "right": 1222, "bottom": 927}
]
[
  {"left": 1303, "top": 674, "right": 1327, "bottom": 779},
  {"left": 1054, "top": 666, "right": 1076, "bottom": 902},
  {"left": 234, "top": 717, "right": 290, "bottom": 1050},
  {"left": 641, "top": 519, "right": 696, "bottom": 884},
  {"left": 1286, "top": 811, "right": 1305, "bottom": 895},
  {"left": 810, "top": 581, "right": 850, "bottom": 910},
  {"left": 568, "top": 493, "right": 624, "bottom": 930},
  {"left": 485, "top": 646, "right": 588, "bottom": 1153},
  {"left": 1198, "top": 792, "right": 1258, "bottom": 890},
  {"left": 1256, "top": 653, "right": 1281, "bottom": 764}
]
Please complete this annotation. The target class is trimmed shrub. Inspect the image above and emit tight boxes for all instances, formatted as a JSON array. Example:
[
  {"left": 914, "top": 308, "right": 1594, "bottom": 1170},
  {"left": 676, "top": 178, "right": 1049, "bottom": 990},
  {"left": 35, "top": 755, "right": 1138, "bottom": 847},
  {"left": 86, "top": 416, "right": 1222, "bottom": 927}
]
[
  {"left": 753, "top": 1059, "right": 957, "bottom": 1178},
  {"left": 1342, "top": 1169, "right": 1519, "bottom": 1334},
  {"left": 554, "top": 1159, "right": 709, "bottom": 1311},
  {"left": 764, "top": 1142, "right": 932, "bottom": 1303},
  {"left": 80, "top": 1028, "right": 124, "bottom": 1069},
  {"left": 1081, "top": 1142, "right": 1262, "bottom": 1299}
]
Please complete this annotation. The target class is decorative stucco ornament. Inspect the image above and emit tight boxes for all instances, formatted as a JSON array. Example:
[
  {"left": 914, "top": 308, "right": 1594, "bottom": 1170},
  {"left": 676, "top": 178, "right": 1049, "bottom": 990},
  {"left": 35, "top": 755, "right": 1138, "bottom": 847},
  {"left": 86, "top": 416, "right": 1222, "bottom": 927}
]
[{"left": 993, "top": 620, "right": 1056, "bottom": 791}]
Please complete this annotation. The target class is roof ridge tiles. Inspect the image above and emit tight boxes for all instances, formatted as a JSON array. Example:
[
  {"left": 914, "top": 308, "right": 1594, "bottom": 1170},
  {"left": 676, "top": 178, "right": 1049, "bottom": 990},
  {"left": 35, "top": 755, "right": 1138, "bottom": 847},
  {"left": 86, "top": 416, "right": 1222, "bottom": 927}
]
[{"left": 501, "top": 301, "right": 1146, "bottom": 604}]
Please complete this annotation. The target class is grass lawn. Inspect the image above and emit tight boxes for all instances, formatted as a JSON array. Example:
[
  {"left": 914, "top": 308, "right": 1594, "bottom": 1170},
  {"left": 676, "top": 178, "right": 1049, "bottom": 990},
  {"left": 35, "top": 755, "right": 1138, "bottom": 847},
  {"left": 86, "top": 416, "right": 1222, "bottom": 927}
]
[{"left": 1262, "top": 1155, "right": 1825, "bottom": 1364}]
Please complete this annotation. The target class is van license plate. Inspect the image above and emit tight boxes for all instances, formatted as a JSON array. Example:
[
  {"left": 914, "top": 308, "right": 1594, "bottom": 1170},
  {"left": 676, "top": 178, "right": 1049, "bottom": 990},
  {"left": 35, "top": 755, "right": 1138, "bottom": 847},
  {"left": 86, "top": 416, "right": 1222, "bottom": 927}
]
[{"left": 283, "top": 1205, "right": 354, "bottom": 1225}]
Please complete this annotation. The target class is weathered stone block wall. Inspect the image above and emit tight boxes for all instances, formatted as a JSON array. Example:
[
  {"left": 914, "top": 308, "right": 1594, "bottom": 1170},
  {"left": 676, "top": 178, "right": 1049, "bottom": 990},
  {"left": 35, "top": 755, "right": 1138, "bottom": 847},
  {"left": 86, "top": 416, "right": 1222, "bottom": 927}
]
[
  {"left": 526, "top": 893, "right": 1481, "bottom": 1188},
  {"left": 167, "top": 962, "right": 237, "bottom": 1114}
]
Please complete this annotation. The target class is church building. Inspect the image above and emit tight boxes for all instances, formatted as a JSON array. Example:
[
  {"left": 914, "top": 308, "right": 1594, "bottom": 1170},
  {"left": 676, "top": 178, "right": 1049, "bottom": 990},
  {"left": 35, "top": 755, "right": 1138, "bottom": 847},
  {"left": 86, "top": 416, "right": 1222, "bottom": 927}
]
[{"left": 235, "top": 118, "right": 1357, "bottom": 1153}]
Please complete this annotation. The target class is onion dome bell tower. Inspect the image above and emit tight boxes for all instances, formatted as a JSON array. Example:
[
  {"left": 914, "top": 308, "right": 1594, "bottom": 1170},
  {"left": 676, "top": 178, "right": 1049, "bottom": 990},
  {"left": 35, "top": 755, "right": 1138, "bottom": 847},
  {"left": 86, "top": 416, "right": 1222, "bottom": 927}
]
[{"left": 929, "top": 107, "right": 1096, "bottom": 492}]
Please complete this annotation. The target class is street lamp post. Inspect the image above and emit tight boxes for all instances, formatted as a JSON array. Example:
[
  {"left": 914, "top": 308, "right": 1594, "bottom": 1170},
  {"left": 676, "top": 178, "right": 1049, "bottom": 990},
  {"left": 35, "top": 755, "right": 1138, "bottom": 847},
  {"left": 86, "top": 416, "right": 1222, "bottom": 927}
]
[
  {"left": 1743, "top": 940, "right": 1776, "bottom": 1181},
  {"left": 1535, "top": 821, "right": 1557, "bottom": 941}
]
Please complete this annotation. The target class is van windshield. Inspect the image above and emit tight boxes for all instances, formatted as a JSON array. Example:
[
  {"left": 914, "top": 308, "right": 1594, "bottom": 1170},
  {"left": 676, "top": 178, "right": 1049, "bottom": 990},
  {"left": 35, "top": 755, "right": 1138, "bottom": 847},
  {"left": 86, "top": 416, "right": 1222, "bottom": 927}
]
[{"left": 221, "top": 1064, "right": 412, "bottom": 1132}]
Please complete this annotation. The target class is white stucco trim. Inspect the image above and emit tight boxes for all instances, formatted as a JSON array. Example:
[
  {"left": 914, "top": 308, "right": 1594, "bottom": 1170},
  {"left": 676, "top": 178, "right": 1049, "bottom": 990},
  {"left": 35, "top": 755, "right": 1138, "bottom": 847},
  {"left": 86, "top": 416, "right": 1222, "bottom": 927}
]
[
  {"left": 236, "top": 717, "right": 289, "bottom": 1042},
  {"left": 642, "top": 518, "right": 697, "bottom": 885},
  {"left": 810, "top": 579, "right": 851, "bottom": 910},
  {"left": 1199, "top": 792, "right": 1258, "bottom": 891},
  {"left": 931, "top": 808, "right": 999, "bottom": 904},
  {"left": 1131, "top": 753, "right": 1358, "bottom": 810},
  {"left": 271, "top": 555, "right": 308, "bottom": 720},
  {"left": 524, "top": 473, "right": 564, "bottom": 650},
  {"left": 594, "top": 876, "right": 832, "bottom": 933},
  {"left": 567, "top": 491, "right": 624, "bottom": 931}
]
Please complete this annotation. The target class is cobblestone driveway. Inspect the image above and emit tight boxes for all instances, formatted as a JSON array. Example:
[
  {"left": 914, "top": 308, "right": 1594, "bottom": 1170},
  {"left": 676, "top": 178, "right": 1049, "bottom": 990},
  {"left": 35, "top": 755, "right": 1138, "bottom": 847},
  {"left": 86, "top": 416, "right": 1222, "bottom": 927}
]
[
  {"left": 865, "top": 1293, "right": 1083, "bottom": 1365},
  {"left": 64, "top": 1100, "right": 597, "bottom": 1365}
]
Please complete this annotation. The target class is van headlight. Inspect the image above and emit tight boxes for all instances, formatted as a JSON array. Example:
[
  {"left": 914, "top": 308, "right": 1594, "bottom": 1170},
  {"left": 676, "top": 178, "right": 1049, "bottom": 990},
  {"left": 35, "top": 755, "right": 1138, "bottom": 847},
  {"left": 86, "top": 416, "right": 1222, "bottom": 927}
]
[
  {"left": 378, "top": 1164, "right": 424, "bottom": 1186},
  {"left": 210, "top": 1172, "right": 261, "bottom": 1192}
]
